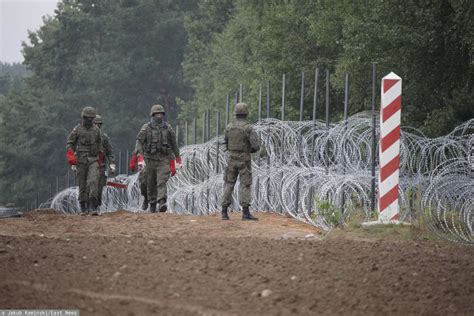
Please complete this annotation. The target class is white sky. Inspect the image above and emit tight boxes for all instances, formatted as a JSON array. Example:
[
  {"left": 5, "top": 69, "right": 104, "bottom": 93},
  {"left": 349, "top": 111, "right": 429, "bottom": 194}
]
[{"left": 0, "top": 0, "right": 58, "bottom": 63}]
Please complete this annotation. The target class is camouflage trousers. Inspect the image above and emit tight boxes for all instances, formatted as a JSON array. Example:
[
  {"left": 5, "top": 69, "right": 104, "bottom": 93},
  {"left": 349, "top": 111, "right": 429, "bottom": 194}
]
[
  {"left": 139, "top": 166, "right": 154, "bottom": 201},
  {"left": 76, "top": 160, "right": 100, "bottom": 203},
  {"left": 98, "top": 166, "right": 107, "bottom": 205},
  {"left": 222, "top": 159, "right": 252, "bottom": 208},
  {"left": 145, "top": 158, "right": 170, "bottom": 204}
]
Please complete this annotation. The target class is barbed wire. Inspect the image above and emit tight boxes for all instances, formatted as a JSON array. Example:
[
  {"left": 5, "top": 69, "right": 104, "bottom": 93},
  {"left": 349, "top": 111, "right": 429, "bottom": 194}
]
[{"left": 48, "top": 114, "right": 474, "bottom": 244}]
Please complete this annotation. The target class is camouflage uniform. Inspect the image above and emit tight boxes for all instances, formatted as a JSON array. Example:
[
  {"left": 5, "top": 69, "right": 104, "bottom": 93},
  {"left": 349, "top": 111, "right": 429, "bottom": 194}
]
[
  {"left": 94, "top": 115, "right": 115, "bottom": 207},
  {"left": 136, "top": 104, "right": 180, "bottom": 212},
  {"left": 66, "top": 107, "right": 103, "bottom": 215},
  {"left": 222, "top": 103, "right": 260, "bottom": 220},
  {"left": 133, "top": 140, "right": 155, "bottom": 210}
]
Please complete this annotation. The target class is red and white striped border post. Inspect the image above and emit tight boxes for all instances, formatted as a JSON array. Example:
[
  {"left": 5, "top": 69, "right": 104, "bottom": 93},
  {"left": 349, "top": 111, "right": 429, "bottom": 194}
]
[{"left": 378, "top": 72, "right": 402, "bottom": 223}]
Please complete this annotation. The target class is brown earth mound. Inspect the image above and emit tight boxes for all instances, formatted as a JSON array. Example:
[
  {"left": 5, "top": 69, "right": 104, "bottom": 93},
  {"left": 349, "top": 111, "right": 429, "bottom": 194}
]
[{"left": 1, "top": 210, "right": 473, "bottom": 315}]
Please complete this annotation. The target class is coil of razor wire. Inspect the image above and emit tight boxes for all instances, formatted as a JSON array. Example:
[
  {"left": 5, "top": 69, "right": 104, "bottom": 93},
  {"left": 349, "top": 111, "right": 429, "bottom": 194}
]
[{"left": 48, "top": 114, "right": 474, "bottom": 244}]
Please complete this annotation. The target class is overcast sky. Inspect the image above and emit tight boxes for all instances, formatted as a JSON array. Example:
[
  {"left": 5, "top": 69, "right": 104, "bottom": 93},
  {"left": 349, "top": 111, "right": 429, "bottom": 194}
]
[{"left": 1, "top": 0, "right": 58, "bottom": 63}]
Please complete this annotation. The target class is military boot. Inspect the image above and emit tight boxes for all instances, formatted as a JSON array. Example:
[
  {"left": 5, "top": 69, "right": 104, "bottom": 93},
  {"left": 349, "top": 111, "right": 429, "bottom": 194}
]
[
  {"left": 89, "top": 198, "right": 99, "bottom": 216},
  {"left": 158, "top": 199, "right": 167, "bottom": 213},
  {"left": 149, "top": 202, "right": 157, "bottom": 213},
  {"left": 221, "top": 206, "right": 229, "bottom": 220},
  {"left": 141, "top": 198, "right": 149, "bottom": 211},
  {"left": 242, "top": 207, "right": 258, "bottom": 221},
  {"left": 80, "top": 202, "right": 88, "bottom": 216}
]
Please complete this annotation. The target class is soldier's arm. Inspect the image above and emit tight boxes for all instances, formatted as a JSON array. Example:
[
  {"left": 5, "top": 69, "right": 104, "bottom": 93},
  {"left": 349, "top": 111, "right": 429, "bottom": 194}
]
[
  {"left": 103, "top": 134, "right": 115, "bottom": 165},
  {"left": 133, "top": 139, "right": 140, "bottom": 155},
  {"left": 224, "top": 128, "right": 229, "bottom": 151},
  {"left": 136, "top": 125, "right": 147, "bottom": 156},
  {"left": 248, "top": 126, "right": 261, "bottom": 153},
  {"left": 168, "top": 125, "right": 181, "bottom": 159},
  {"left": 66, "top": 126, "right": 78, "bottom": 150}
]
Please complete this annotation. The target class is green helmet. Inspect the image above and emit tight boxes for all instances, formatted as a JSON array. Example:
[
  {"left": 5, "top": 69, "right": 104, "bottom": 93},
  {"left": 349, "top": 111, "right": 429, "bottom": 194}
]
[
  {"left": 150, "top": 104, "right": 165, "bottom": 117},
  {"left": 81, "top": 106, "right": 96, "bottom": 118},
  {"left": 234, "top": 102, "right": 249, "bottom": 116},
  {"left": 93, "top": 115, "right": 102, "bottom": 124}
]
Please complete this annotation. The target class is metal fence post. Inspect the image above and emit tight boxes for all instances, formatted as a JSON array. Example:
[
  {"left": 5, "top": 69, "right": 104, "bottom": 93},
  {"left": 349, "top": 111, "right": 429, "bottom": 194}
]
[
  {"left": 266, "top": 80, "right": 271, "bottom": 119},
  {"left": 202, "top": 112, "right": 206, "bottom": 143},
  {"left": 325, "top": 69, "right": 330, "bottom": 175},
  {"left": 185, "top": 121, "right": 188, "bottom": 146},
  {"left": 258, "top": 83, "right": 262, "bottom": 122},
  {"left": 225, "top": 94, "right": 230, "bottom": 126},
  {"left": 313, "top": 68, "right": 319, "bottom": 122},
  {"left": 299, "top": 70, "right": 305, "bottom": 121},
  {"left": 281, "top": 73, "right": 286, "bottom": 121},
  {"left": 126, "top": 149, "right": 130, "bottom": 175},
  {"left": 193, "top": 117, "right": 197, "bottom": 144},
  {"left": 371, "top": 62, "right": 377, "bottom": 217},
  {"left": 216, "top": 112, "right": 220, "bottom": 174}
]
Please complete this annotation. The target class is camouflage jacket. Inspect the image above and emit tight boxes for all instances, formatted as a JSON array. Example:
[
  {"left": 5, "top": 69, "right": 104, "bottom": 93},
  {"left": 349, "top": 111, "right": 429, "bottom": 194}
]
[
  {"left": 66, "top": 123, "right": 103, "bottom": 164},
  {"left": 224, "top": 118, "right": 260, "bottom": 161},
  {"left": 136, "top": 120, "right": 180, "bottom": 161}
]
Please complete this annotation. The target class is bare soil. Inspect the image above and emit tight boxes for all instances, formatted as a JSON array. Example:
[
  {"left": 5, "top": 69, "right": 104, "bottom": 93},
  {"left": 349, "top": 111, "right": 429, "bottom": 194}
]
[{"left": 1, "top": 209, "right": 473, "bottom": 315}]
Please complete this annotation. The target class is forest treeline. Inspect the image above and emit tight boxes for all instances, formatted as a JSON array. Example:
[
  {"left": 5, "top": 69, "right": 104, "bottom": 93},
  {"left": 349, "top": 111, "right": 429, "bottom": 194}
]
[{"left": 0, "top": 0, "right": 472, "bottom": 206}]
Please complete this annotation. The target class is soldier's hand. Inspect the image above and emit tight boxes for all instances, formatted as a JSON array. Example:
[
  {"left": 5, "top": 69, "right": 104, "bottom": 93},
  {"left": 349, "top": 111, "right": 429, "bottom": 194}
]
[
  {"left": 71, "top": 165, "right": 77, "bottom": 172},
  {"left": 138, "top": 156, "right": 146, "bottom": 171},
  {"left": 176, "top": 157, "right": 183, "bottom": 170},
  {"left": 109, "top": 164, "right": 116, "bottom": 174}
]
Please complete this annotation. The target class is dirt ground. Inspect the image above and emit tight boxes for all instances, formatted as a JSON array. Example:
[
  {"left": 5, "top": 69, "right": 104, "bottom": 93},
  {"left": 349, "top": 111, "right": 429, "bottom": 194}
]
[{"left": 1, "top": 209, "right": 473, "bottom": 315}]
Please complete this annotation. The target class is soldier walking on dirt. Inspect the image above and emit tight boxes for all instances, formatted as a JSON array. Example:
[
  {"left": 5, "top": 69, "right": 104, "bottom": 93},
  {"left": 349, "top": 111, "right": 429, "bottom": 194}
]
[
  {"left": 221, "top": 102, "right": 261, "bottom": 220},
  {"left": 66, "top": 107, "right": 103, "bottom": 215},
  {"left": 129, "top": 140, "right": 155, "bottom": 211},
  {"left": 93, "top": 115, "right": 116, "bottom": 209},
  {"left": 135, "top": 104, "right": 181, "bottom": 213}
]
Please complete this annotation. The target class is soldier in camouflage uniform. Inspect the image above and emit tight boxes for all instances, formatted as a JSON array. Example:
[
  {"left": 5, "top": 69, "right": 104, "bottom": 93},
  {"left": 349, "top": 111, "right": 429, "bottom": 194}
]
[
  {"left": 66, "top": 107, "right": 103, "bottom": 215},
  {"left": 93, "top": 115, "right": 116, "bottom": 208},
  {"left": 222, "top": 102, "right": 261, "bottom": 221},
  {"left": 136, "top": 104, "right": 182, "bottom": 213}
]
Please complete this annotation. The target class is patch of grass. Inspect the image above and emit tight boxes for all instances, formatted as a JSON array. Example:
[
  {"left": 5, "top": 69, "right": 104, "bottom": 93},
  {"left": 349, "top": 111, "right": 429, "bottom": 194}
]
[
  {"left": 333, "top": 207, "right": 439, "bottom": 242},
  {"left": 310, "top": 198, "right": 342, "bottom": 227}
]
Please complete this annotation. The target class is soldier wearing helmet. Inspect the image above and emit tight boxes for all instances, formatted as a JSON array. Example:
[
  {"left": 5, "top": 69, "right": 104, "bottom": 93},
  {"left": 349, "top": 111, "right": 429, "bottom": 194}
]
[
  {"left": 66, "top": 106, "right": 103, "bottom": 215},
  {"left": 221, "top": 102, "right": 261, "bottom": 220},
  {"left": 93, "top": 115, "right": 116, "bottom": 208},
  {"left": 135, "top": 104, "right": 181, "bottom": 213}
]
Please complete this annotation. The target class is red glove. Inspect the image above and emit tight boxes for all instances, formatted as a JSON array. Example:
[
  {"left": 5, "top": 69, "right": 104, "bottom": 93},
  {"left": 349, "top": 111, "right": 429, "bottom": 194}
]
[
  {"left": 66, "top": 149, "right": 77, "bottom": 165},
  {"left": 169, "top": 159, "right": 176, "bottom": 176},
  {"left": 137, "top": 155, "right": 145, "bottom": 170},
  {"left": 175, "top": 156, "right": 183, "bottom": 170},
  {"left": 129, "top": 153, "right": 138, "bottom": 172},
  {"left": 98, "top": 152, "right": 105, "bottom": 166}
]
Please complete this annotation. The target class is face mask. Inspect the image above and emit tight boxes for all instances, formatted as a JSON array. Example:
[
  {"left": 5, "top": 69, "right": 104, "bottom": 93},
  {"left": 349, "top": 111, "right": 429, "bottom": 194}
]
[
  {"left": 153, "top": 115, "right": 164, "bottom": 124},
  {"left": 84, "top": 117, "right": 93, "bottom": 127}
]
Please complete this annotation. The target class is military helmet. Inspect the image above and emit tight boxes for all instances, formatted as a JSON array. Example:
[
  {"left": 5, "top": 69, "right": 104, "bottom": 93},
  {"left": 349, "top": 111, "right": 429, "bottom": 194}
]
[
  {"left": 234, "top": 102, "right": 249, "bottom": 116},
  {"left": 81, "top": 106, "right": 96, "bottom": 118},
  {"left": 150, "top": 104, "right": 165, "bottom": 117},
  {"left": 93, "top": 115, "right": 102, "bottom": 124}
]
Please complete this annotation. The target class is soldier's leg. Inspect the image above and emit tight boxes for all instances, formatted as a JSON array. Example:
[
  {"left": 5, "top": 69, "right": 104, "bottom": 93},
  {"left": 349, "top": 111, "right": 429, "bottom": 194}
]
[
  {"left": 76, "top": 163, "right": 88, "bottom": 214},
  {"left": 221, "top": 160, "right": 239, "bottom": 220},
  {"left": 139, "top": 168, "right": 148, "bottom": 210},
  {"left": 97, "top": 166, "right": 107, "bottom": 206},
  {"left": 86, "top": 161, "right": 101, "bottom": 215},
  {"left": 239, "top": 161, "right": 257, "bottom": 220},
  {"left": 146, "top": 160, "right": 158, "bottom": 212},
  {"left": 156, "top": 160, "right": 170, "bottom": 212}
]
